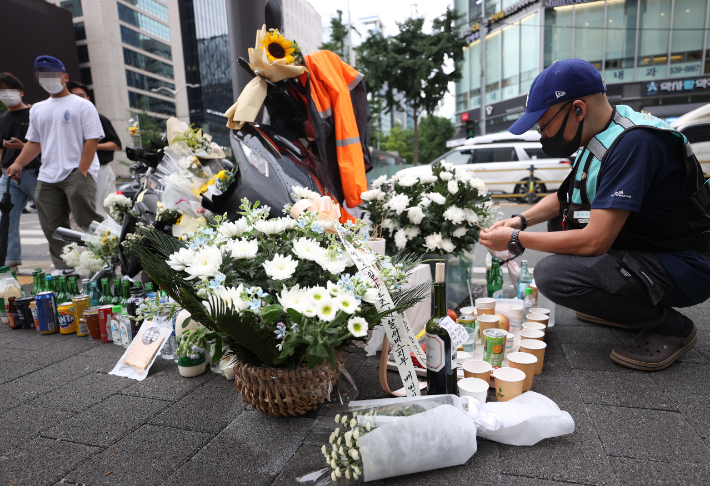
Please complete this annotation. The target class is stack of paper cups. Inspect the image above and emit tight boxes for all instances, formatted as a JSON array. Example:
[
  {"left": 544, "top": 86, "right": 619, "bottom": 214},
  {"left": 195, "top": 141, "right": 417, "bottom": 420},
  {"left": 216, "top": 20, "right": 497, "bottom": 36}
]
[
  {"left": 507, "top": 304, "right": 524, "bottom": 337},
  {"left": 475, "top": 298, "right": 496, "bottom": 316}
]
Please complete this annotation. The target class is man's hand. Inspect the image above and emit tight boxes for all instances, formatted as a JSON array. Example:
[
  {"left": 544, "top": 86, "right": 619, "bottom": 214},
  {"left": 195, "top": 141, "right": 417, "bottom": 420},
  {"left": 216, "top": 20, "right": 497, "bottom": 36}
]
[
  {"left": 2, "top": 138, "right": 25, "bottom": 150},
  {"left": 489, "top": 217, "right": 523, "bottom": 230},
  {"left": 78, "top": 167, "right": 89, "bottom": 177},
  {"left": 5, "top": 163, "right": 22, "bottom": 180},
  {"left": 480, "top": 226, "right": 514, "bottom": 251}
]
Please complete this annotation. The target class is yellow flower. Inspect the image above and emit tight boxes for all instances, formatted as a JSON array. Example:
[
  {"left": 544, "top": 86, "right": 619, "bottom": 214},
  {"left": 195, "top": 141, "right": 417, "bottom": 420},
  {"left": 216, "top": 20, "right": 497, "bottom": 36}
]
[
  {"left": 129, "top": 126, "right": 139, "bottom": 135},
  {"left": 261, "top": 30, "right": 296, "bottom": 64},
  {"left": 176, "top": 214, "right": 184, "bottom": 225},
  {"left": 195, "top": 184, "right": 208, "bottom": 195},
  {"left": 217, "top": 170, "right": 228, "bottom": 180},
  {"left": 105, "top": 230, "right": 110, "bottom": 236},
  {"left": 102, "top": 237, "right": 107, "bottom": 244}
]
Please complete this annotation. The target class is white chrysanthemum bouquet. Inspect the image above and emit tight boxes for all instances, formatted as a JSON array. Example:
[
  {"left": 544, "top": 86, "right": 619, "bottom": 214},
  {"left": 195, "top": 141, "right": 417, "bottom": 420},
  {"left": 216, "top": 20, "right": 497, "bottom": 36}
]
[
  {"left": 360, "top": 162, "right": 494, "bottom": 256},
  {"left": 103, "top": 192, "right": 135, "bottom": 223},
  {"left": 125, "top": 188, "right": 427, "bottom": 370}
]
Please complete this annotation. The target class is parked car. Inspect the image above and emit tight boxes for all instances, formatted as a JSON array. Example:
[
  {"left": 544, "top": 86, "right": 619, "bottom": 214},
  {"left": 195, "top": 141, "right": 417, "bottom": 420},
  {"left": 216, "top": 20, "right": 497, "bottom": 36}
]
[
  {"left": 396, "top": 131, "right": 572, "bottom": 200},
  {"left": 672, "top": 103, "right": 710, "bottom": 175}
]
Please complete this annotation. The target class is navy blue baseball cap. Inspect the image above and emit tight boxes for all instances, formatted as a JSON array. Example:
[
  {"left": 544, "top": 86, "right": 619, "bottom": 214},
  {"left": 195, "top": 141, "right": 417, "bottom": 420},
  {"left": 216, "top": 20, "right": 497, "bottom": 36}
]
[
  {"left": 509, "top": 59, "right": 606, "bottom": 135},
  {"left": 34, "top": 56, "right": 66, "bottom": 73}
]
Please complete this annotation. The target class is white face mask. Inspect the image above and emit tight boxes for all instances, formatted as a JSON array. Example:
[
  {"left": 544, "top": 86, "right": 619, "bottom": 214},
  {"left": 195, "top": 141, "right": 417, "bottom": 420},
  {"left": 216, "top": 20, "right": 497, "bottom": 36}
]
[
  {"left": 0, "top": 90, "right": 22, "bottom": 107},
  {"left": 38, "top": 77, "right": 65, "bottom": 95}
]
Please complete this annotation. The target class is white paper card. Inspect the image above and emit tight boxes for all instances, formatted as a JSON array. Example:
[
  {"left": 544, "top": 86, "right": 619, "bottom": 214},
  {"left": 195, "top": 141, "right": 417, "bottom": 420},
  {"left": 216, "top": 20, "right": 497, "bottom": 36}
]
[{"left": 438, "top": 316, "right": 469, "bottom": 349}]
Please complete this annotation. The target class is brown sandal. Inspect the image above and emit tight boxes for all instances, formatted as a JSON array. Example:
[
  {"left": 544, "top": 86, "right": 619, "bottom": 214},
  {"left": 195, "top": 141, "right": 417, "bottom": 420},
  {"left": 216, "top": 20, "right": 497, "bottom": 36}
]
[
  {"left": 576, "top": 312, "right": 636, "bottom": 330},
  {"left": 610, "top": 326, "right": 697, "bottom": 371}
]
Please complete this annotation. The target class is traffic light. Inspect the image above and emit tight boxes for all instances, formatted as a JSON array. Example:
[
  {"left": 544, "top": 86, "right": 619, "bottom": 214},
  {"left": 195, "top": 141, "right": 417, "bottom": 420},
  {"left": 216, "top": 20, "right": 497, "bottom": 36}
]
[{"left": 466, "top": 122, "right": 475, "bottom": 138}]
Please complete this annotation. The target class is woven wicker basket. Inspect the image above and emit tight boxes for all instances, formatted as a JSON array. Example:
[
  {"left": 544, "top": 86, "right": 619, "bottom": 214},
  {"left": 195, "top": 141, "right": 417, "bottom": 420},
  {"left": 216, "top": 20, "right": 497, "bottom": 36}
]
[{"left": 233, "top": 360, "right": 342, "bottom": 417}]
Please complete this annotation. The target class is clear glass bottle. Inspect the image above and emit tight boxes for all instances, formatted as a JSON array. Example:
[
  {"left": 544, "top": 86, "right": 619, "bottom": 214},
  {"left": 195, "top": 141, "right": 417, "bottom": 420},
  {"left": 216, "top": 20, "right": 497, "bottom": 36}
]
[
  {"left": 160, "top": 315, "right": 178, "bottom": 361},
  {"left": 89, "top": 281, "right": 102, "bottom": 307},
  {"left": 487, "top": 257, "right": 504, "bottom": 299},
  {"left": 426, "top": 262, "right": 457, "bottom": 396},
  {"left": 111, "top": 305, "right": 123, "bottom": 346},
  {"left": 127, "top": 285, "right": 145, "bottom": 338},
  {"left": 119, "top": 310, "right": 132, "bottom": 348},
  {"left": 80, "top": 278, "right": 90, "bottom": 297},
  {"left": 517, "top": 260, "right": 533, "bottom": 299},
  {"left": 523, "top": 287, "right": 535, "bottom": 316}
]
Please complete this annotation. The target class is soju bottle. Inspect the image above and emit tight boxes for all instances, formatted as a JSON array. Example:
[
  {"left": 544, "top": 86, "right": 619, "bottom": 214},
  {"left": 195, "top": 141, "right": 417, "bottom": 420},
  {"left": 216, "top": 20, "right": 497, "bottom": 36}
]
[
  {"left": 68, "top": 277, "right": 81, "bottom": 299},
  {"left": 517, "top": 260, "right": 532, "bottom": 299},
  {"left": 81, "top": 279, "right": 90, "bottom": 297},
  {"left": 426, "top": 262, "right": 457, "bottom": 396},
  {"left": 121, "top": 280, "right": 131, "bottom": 310},
  {"left": 112, "top": 281, "right": 121, "bottom": 306},
  {"left": 487, "top": 257, "right": 504, "bottom": 299},
  {"left": 36, "top": 272, "right": 46, "bottom": 293},
  {"left": 57, "top": 276, "right": 71, "bottom": 303},
  {"left": 89, "top": 281, "right": 102, "bottom": 307},
  {"left": 31, "top": 272, "right": 38, "bottom": 296},
  {"left": 45, "top": 275, "right": 55, "bottom": 295},
  {"left": 99, "top": 278, "right": 112, "bottom": 305}
]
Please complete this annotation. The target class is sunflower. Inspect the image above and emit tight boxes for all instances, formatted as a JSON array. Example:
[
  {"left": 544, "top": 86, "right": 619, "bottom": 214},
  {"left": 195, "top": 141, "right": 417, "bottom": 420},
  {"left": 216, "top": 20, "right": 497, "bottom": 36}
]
[{"left": 261, "top": 30, "right": 296, "bottom": 64}]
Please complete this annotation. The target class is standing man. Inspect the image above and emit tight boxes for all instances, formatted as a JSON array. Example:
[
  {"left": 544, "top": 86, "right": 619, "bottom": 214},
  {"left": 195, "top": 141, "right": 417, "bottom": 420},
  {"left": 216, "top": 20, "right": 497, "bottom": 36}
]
[
  {"left": 481, "top": 59, "right": 710, "bottom": 371},
  {"left": 66, "top": 81, "right": 122, "bottom": 218},
  {"left": 0, "top": 72, "right": 41, "bottom": 271},
  {"left": 7, "top": 56, "right": 104, "bottom": 274}
]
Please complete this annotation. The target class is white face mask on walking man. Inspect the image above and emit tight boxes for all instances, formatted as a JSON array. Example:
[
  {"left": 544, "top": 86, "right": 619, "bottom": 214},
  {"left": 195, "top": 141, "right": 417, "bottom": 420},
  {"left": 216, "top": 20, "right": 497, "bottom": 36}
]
[
  {"left": 0, "top": 90, "right": 22, "bottom": 107},
  {"left": 38, "top": 77, "right": 65, "bottom": 95}
]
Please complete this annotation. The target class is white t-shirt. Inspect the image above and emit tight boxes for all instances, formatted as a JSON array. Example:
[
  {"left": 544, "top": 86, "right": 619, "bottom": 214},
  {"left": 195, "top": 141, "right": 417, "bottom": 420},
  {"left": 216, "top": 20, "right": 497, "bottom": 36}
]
[{"left": 25, "top": 94, "right": 104, "bottom": 183}]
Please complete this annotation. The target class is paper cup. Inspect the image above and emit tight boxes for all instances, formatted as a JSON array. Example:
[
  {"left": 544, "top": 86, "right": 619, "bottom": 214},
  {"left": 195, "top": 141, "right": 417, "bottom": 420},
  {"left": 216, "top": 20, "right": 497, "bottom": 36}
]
[
  {"left": 521, "top": 328, "right": 545, "bottom": 341},
  {"left": 477, "top": 314, "right": 500, "bottom": 341},
  {"left": 460, "top": 306, "right": 475, "bottom": 316},
  {"left": 507, "top": 352, "right": 538, "bottom": 391},
  {"left": 522, "top": 321, "right": 546, "bottom": 334},
  {"left": 530, "top": 307, "right": 550, "bottom": 316},
  {"left": 519, "top": 339, "right": 547, "bottom": 375},
  {"left": 463, "top": 360, "right": 492, "bottom": 382},
  {"left": 475, "top": 297, "right": 496, "bottom": 308},
  {"left": 458, "top": 377, "right": 489, "bottom": 403},
  {"left": 456, "top": 351, "right": 472, "bottom": 364},
  {"left": 476, "top": 307, "right": 495, "bottom": 316},
  {"left": 526, "top": 312, "right": 549, "bottom": 330},
  {"left": 493, "top": 367, "right": 526, "bottom": 402}
]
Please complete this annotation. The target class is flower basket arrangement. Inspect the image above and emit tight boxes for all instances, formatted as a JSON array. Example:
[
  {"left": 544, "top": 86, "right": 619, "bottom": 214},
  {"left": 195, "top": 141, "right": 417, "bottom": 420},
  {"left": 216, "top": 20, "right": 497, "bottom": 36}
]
[{"left": 124, "top": 187, "right": 429, "bottom": 416}]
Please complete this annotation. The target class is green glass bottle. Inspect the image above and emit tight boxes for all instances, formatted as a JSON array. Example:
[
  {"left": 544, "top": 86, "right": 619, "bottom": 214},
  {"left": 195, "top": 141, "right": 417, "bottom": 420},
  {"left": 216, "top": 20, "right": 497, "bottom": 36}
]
[
  {"left": 487, "top": 257, "right": 504, "bottom": 299},
  {"left": 31, "top": 272, "right": 38, "bottom": 296},
  {"left": 45, "top": 275, "right": 55, "bottom": 294},
  {"left": 57, "top": 276, "right": 69, "bottom": 303},
  {"left": 81, "top": 279, "right": 90, "bottom": 297},
  {"left": 426, "top": 262, "right": 457, "bottom": 396},
  {"left": 68, "top": 276, "right": 81, "bottom": 299},
  {"left": 99, "top": 278, "right": 112, "bottom": 305},
  {"left": 36, "top": 272, "right": 46, "bottom": 293}
]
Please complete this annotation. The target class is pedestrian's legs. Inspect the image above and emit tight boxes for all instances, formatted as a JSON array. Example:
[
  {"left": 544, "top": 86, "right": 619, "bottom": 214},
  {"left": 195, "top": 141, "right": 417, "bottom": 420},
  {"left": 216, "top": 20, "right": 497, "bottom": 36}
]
[
  {"left": 35, "top": 179, "right": 71, "bottom": 269},
  {"left": 0, "top": 171, "right": 35, "bottom": 265},
  {"left": 64, "top": 170, "right": 102, "bottom": 230},
  {"left": 534, "top": 249, "right": 687, "bottom": 336}
]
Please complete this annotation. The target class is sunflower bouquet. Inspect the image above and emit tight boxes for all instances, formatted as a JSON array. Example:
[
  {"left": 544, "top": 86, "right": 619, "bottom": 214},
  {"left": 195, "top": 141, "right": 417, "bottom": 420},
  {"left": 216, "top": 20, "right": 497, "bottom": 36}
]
[
  {"left": 261, "top": 28, "right": 303, "bottom": 65},
  {"left": 125, "top": 187, "right": 429, "bottom": 371},
  {"left": 360, "top": 162, "right": 495, "bottom": 257}
]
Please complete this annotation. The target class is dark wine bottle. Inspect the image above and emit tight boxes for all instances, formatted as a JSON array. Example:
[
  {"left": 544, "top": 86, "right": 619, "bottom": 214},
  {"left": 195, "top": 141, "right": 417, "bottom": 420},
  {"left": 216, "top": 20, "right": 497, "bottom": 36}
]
[{"left": 426, "top": 262, "right": 457, "bottom": 396}]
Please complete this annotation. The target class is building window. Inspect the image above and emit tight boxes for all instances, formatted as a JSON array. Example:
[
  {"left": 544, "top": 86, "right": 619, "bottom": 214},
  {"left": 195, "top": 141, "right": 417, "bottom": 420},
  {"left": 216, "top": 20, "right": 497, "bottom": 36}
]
[
  {"left": 544, "top": 5, "right": 573, "bottom": 68},
  {"left": 123, "top": 48, "right": 174, "bottom": 79},
  {"left": 636, "top": 0, "right": 672, "bottom": 80},
  {"left": 469, "top": 40, "right": 481, "bottom": 109},
  {"left": 128, "top": 91, "right": 176, "bottom": 116},
  {"left": 120, "top": 26, "right": 172, "bottom": 60},
  {"left": 77, "top": 45, "right": 90, "bottom": 63},
  {"left": 60, "top": 0, "right": 83, "bottom": 18},
  {"left": 74, "top": 21, "right": 86, "bottom": 41},
  {"left": 668, "top": 0, "right": 706, "bottom": 78},
  {"left": 485, "top": 30, "right": 501, "bottom": 104},
  {"left": 605, "top": 0, "right": 638, "bottom": 84},
  {"left": 125, "top": 70, "right": 175, "bottom": 97},
  {"left": 468, "top": 0, "right": 482, "bottom": 23},
  {"left": 519, "top": 13, "right": 538, "bottom": 94},
  {"left": 574, "top": 1, "right": 605, "bottom": 70},
  {"left": 455, "top": 0, "right": 467, "bottom": 26},
  {"left": 501, "top": 23, "right": 520, "bottom": 101},
  {"left": 118, "top": 4, "right": 170, "bottom": 41},
  {"left": 80, "top": 67, "right": 92, "bottom": 85},
  {"left": 123, "top": 0, "right": 169, "bottom": 22}
]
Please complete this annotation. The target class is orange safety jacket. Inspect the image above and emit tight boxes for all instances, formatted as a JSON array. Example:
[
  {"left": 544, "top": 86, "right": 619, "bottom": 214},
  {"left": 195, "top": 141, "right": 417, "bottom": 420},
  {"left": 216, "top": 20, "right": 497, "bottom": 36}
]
[{"left": 301, "top": 51, "right": 372, "bottom": 214}]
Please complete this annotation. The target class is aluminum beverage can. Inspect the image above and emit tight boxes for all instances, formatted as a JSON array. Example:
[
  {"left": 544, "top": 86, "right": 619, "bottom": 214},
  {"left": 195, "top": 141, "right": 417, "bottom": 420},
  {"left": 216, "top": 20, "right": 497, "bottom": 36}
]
[
  {"left": 57, "top": 302, "right": 77, "bottom": 334},
  {"left": 72, "top": 296, "right": 91, "bottom": 335},
  {"left": 29, "top": 301, "right": 39, "bottom": 330},
  {"left": 482, "top": 328, "right": 508, "bottom": 368},
  {"left": 14, "top": 297, "right": 35, "bottom": 329},
  {"left": 458, "top": 316, "right": 476, "bottom": 329},
  {"left": 7, "top": 297, "right": 20, "bottom": 329},
  {"left": 97, "top": 305, "right": 114, "bottom": 342},
  {"left": 35, "top": 292, "right": 58, "bottom": 334}
]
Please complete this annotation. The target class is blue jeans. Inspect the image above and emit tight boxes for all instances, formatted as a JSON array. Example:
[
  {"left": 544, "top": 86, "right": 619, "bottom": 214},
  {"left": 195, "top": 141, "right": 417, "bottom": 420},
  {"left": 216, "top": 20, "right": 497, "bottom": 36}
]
[{"left": 0, "top": 170, "right": 39, "bottom": 265}]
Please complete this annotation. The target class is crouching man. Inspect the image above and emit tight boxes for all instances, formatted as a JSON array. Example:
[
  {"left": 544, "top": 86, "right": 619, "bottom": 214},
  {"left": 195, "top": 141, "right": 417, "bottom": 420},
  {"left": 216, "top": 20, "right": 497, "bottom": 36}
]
[{"left": 480, "top": 59, "right": 710, "bottom": 371}]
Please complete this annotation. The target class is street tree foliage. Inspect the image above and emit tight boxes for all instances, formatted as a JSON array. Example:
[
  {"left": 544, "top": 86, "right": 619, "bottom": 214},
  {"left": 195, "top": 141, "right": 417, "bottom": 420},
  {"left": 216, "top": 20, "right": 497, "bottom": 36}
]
[
  {"left": 0, "top": 101, "right": 6, "bottom": 116},
  {"left": 384, "top": 123, "right": 414, "bottom": 163},
  {"left": 418, "top": 115, "right": 455, "bottom": 164},
  {"left": 355, "top": 7, "right": 465, "bottom": 165},
  {"left": 319, "top": 10, "right": 348, "bottom": 60}
]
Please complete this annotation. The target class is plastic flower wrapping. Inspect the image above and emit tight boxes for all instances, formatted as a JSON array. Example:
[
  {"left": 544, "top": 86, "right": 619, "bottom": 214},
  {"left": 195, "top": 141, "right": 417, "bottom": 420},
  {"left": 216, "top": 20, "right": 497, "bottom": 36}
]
[
  {"left": 298, "top": 393, "right": 575, "bottom": 484},
  {"left": 59, "top": 220, "right": 122, "bottom": 276},
  {"left": 123, "top": 188, "right": 429, "bottom": 370},
  {"left": 360, "top": 162, "right": 496, "bottom": 257}
]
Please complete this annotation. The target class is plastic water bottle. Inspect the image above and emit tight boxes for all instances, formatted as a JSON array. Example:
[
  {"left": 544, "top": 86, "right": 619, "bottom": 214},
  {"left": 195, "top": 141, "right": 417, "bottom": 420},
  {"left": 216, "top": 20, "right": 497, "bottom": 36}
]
[
  {"left": 517, "top": 260, "right": 532, "bottom": 299},
  {"left": 160, "top": 316, "right": 177, "bottom": 361},
  {"left": 523, "top": 287, "right": 535, "bottom": 315}
]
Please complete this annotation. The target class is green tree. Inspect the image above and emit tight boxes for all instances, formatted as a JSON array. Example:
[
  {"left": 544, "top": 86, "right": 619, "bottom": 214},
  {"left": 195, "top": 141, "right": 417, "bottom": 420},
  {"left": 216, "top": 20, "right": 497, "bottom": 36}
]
[
  {"left": 0, "top": 100, "right": 6, "bottom": 116},
  {"left": 355, "top": 7, "right": 465, "bottom": 165},
  {"left": 418, "top": 115, "right": 455, "bottom": 163},
  {"left": 130, "top": 98, "right": 163, "bottom": 148},
  {"left": 320, "top": 10, "right": 348, "bottom": 60},
  {"left": 383, "top": 123, "right": 414, "bottom": 163}
]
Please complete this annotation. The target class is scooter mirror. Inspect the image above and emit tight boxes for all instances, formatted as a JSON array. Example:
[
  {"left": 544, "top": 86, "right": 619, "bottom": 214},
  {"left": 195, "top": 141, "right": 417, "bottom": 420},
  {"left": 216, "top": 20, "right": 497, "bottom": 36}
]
[{"left": 265, "top": 0, "right": 282, "bottom": 31}]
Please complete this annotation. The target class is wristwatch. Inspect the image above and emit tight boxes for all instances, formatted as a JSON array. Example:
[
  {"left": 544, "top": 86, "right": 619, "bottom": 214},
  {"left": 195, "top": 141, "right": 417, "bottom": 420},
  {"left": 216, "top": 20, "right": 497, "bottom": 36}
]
[
  {"left": 512, "top": 213, "right": 528, "bottom": 230},
  {"left": 509, "top": 229, "right": 525, "bottom": 256}
]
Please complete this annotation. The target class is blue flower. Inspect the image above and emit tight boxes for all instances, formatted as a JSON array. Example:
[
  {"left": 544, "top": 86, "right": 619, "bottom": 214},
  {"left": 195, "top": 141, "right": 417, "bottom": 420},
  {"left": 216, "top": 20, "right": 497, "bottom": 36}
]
[
  {"left": 274, "top": 322, "right": 286, "bottom": 340},
  {"left": 203, "top": 228, "right": 215, "bottom": 235},
  {"left": 214, "top": 273, "right": 226, "bottom": 283},
  {"left": 248, "top": 298, "right": 262, "bottom": 312},
  {"left": 347, "top": 220, "right": 355, "bottom": 227},
  {"left": 291, "top": 322, "right": 299, "bottom": 333},
  {"left": 188, "top": 232, "right": 195, "bottom": 238},
  {"left": 298, "top": 219, "right": 307, "bottom": 228},
  {"left": 254, "top": 287, "right": 268, "bottom": 298},
  {"left": 362, "top": 231, "right": 370, "bottom": 240},
  {"left": 311, "top": 222, "right": 324, "bottom": 234}
]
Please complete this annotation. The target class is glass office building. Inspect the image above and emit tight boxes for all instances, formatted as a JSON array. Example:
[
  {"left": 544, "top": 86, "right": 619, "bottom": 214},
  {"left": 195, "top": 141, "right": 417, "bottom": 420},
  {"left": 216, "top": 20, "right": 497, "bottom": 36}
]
[
  {"left": 452, "top": 0, "right": 710, "bottom": 144},
  {"left": 178, "top": 0, "right": 232, "bottom": 149}
]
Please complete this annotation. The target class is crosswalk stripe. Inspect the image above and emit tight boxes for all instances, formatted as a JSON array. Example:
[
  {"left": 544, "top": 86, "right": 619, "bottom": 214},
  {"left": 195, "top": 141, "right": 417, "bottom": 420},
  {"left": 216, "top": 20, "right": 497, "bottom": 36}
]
[
  {"left": 19, "top": 230, "right": 45, "bottom": 236},
  {"left": 19, "top": 238, "right": 49, "bottom": 245}
]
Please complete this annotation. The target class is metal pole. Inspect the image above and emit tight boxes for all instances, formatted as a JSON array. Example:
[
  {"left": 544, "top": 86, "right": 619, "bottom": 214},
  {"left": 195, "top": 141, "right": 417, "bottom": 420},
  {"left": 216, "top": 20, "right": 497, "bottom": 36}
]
[
  {"left": 527, "top": 164, "right": 536, "bottom": 204},
  {"left": 480, "top": 0, "right": 487, "bottom": 136},
  {"left": 225, "top": 0, "right": 266, "bottom": 98},
  {"left": 348, "top": 0, "right": 355, "bottom": 66}
]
